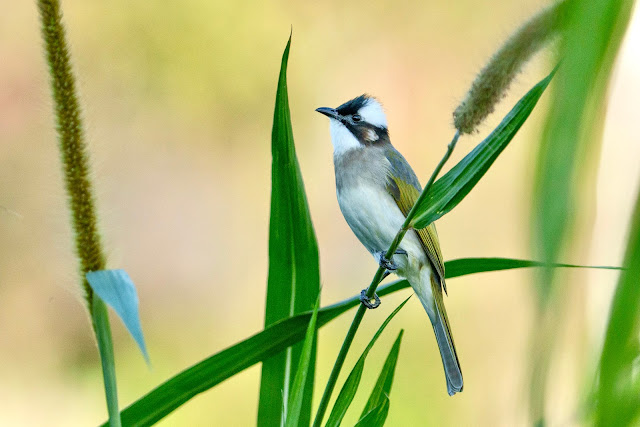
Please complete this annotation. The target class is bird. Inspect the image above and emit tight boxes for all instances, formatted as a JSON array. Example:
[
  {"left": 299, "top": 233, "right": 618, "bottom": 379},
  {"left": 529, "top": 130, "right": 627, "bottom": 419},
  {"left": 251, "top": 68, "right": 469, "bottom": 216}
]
[{"left": 316, "top": 94, "right": 463, "bottom": 396}]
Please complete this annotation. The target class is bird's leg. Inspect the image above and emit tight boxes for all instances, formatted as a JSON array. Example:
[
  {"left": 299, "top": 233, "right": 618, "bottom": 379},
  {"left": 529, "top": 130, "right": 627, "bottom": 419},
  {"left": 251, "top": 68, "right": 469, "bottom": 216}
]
[{"left": 360, "top": 289, "right": 381, "bottom": 309}]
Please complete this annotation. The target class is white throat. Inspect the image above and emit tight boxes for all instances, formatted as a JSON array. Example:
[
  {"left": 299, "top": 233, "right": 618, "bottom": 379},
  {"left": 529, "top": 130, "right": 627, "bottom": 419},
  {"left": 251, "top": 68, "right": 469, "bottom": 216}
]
[{"left": 329, "top": 120, "right": 361, "bottom": 156}]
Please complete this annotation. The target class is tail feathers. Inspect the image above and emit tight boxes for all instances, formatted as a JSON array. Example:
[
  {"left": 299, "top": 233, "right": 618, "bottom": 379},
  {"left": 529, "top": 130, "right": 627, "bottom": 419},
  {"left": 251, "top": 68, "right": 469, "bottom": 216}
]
[
  {"left": 413, "top": 268, "right": 464, "bottom": 395},
  {"left": 432, "top": 313, "right": 463, "bottom": 396}
]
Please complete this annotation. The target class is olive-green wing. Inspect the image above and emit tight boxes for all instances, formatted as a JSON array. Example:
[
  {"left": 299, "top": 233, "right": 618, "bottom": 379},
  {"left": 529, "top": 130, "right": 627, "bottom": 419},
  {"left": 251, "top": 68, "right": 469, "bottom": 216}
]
[
  {"left": 386, "top": 176, "right": 447, "bottom": 293},
  {"left": 387, "top": 174, "right": 462, "bottom": 391}
]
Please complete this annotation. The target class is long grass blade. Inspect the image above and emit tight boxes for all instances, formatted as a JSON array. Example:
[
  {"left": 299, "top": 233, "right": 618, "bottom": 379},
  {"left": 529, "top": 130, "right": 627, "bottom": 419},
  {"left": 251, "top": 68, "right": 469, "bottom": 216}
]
[
  {"left": 259, "top": 33, "right": 321, "bottom": 427},
  {"left": 326, "top": 298, "right": 410, "bottom": 427},
  {"left": 354, "top": 395, "right": 389, "bottom": 427},
  {"left": 528, "top": 1, "right": 634, "bottom": 422},
  {"left": 110, "top": 257, "right": 620, "bottom": 426},
  {"left": 531, "top": 0, "right": 634, "bottom": 302},
  {"left": 285, "top": 297, "right": 320, "bottom": 427},
  {"left": 359, "top": 330, "right": 403, "bottom": 420},
  {"left": 596, "top": 188, "right": 640, "bottom": 425},
  {"left": 411, "top": 69, "right": 555, "bottom": 230}
]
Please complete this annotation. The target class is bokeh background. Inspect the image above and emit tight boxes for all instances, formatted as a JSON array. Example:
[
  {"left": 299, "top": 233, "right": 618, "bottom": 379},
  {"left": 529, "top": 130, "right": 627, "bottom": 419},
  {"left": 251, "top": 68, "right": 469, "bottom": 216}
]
[{"left": 1, "top": 0, "right": 639, "bottom": 425}]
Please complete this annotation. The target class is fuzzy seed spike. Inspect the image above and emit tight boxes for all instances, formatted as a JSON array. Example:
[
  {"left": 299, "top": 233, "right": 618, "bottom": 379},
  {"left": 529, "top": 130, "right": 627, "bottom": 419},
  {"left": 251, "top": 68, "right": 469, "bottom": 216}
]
[
  {"left": 38, "top": 0, "right": 107, "bottom": 309},
  {"left": 453, "top": 0, "right": 571, "bottom": 134}
]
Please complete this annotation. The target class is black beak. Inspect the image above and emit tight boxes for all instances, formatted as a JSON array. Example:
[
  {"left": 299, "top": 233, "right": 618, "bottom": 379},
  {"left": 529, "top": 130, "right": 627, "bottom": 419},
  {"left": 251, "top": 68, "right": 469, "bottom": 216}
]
[{"left": 315, "top": 107, "right": 339, "bottom": 120}]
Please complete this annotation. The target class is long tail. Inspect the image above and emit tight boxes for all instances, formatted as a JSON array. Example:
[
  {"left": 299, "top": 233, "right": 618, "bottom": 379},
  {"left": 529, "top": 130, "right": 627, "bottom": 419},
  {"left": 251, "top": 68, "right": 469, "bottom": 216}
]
[
  {"left": 432, "top": 305, "right": 463, "bottom": 395},
  {"left": 415, "top": 268, "right": 463, "bottom": 396}
]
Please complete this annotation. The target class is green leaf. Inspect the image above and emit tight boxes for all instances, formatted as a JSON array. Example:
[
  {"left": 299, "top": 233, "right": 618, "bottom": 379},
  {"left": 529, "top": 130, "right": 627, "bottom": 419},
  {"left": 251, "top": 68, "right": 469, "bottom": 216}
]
[
  {"left": 326, "top": 298, "right": 410, "bottom": 427},
  {"left": 110, "top": 257, "right": 620, "bottom": 426},
  {"left": 354, "top": 395, "right": 389, "bottom": 427},
  {"left": 443, "top": 257, "right": 621, "bottom": 278},
  {"left": 86, "top": 269, "right": 149, "bottom": 363},
  {"left": 259, "top": 33, "right": 321, "bottom": 427},
  {"left": 597, "top": 189, "right": 640, "bottom": 425},
  {"left": 411, "top": 69, "right": 555, "bottom": 230},
  {"left": 285, "top": 296, "right": 320, "bottom": 427},
  {"left": 360, "top": 330, "right": 403, "bottom": 420}
]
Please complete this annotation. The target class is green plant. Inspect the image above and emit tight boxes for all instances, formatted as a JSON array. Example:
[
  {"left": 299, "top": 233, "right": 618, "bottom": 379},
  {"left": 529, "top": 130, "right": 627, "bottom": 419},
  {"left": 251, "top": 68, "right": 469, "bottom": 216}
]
[
  {"left": 529, "top": 0, "right": 635, "bottom": 423},
  {"left": 35, "top": 0, "right": 635, "bottom": 425},
  {"left": 259, "top": 35, "right": 321, "bottom": 427},
  {"left": 38, "top": 1, "right": 150, "bottom": 425},
  {"left": 38, "top": 0, "right": 120, "bottom": 424}
]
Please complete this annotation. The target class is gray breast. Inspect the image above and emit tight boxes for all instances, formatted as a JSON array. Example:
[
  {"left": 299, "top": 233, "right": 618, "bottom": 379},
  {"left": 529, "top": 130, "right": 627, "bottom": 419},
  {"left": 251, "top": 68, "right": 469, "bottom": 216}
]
[{"left": 334, "top": 146, "right": 391, "bottom": 192}]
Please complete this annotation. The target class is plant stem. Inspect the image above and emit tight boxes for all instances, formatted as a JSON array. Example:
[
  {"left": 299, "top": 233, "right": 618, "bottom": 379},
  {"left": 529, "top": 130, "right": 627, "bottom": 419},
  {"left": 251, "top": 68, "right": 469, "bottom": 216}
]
[
  {"left": 313, "top": 131, "right": 460, "bottom": 426},
  {"left": 37, "top": 0, "right": 120, "bottom": 424},
  {"left": 93, "top": 295, "right": 122, "bottom": 427}
]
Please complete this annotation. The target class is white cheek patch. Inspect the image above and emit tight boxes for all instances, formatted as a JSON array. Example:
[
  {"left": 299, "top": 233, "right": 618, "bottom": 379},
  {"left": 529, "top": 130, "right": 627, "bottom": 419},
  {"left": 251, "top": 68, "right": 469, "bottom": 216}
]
[
  {"left": 364, "top": 129, "right": 379, "bottom": 142},
  {"left": 358, "top": 98, "right": 388, "bottom": 129},
  {"left": 330, "top": 120, "right": 361, "bottom": 155}
]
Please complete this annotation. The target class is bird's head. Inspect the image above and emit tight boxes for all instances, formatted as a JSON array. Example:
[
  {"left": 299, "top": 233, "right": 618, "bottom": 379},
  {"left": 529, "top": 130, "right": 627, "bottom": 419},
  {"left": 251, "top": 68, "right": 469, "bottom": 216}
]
[{"left": 316, "top": 95, "right": 389, "bottom": 155}]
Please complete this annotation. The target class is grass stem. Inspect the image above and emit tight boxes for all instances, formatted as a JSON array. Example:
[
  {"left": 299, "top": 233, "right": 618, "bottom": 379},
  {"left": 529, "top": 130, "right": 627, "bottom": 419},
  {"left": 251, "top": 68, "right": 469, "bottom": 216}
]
[{"left": 37, "top": 0, "right": 120, "bottom": 424}]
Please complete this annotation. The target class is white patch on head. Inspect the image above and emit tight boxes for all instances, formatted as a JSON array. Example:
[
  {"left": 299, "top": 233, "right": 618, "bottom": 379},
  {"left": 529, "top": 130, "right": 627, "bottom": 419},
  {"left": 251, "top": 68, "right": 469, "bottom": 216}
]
[
  {"left": 364, "top": 129, "right": 379, "bottom": 142},
  {"left": 358, "top": 98, "right": 388, "bottom": 129},
  {"left": 329, "top": 120, "right": 361, "bottom": 155}
]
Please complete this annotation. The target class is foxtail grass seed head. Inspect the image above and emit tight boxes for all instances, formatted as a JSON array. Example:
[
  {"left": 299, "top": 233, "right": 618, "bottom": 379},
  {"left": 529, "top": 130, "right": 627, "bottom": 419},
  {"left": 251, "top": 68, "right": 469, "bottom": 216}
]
[
  {"left": 38, "top": 0, "right": 106, "bottom": 309},
  {"left": 453, "top": 0, "right": 571, "bottom": 134}
]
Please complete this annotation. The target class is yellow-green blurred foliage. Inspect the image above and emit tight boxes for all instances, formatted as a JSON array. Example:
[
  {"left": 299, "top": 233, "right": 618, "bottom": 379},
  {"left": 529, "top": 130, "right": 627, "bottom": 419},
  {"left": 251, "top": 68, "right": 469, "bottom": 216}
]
[{"left": 1, "top": 0, "right": 639, "bottom": 425}]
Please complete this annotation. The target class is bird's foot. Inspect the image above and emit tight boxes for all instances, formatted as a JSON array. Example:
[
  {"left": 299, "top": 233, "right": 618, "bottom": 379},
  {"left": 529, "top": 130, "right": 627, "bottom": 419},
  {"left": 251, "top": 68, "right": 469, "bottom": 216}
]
[
  {"left": 360, "top": 289, "right": 381, "bottom": 309},
  {"left": 375, "top": 249, "right": 407, "bottom": 271}
]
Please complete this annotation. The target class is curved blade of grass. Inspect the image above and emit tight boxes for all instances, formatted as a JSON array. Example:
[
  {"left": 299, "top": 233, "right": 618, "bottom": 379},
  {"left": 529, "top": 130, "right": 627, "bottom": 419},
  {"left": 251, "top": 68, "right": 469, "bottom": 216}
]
[
  {"left": 360, "top": 330, "right": 403, "bottom": 420},
  {"left": 87, "top": 270, "right": 149, "bottom": 364},
  {"left": 354, "top": 395, "right": 389, "bottom": 427},
  {"left": 110, "top": 257, "right": 620, "bottom": 426},
  {"left": 529, "top": 2, "right": 634, "bottom": 423},
  {"left": 326, "top": 359, "right": 365, "bottom": 427},
  {"left": 597, "top": 189, "right": 640, "bottom": 425},
  {"left": 285, "top": 296, "right": 320, "bottom": 427},
  {"left": 531, "top": 0, "right": 634, "bottom": 303},
  {"left": 411, "top": 69, "right": 555, "bottom": 230},
  {"left": 326, "top": 298, "right": 410, "bottom": 427},
  {"left": 443, "top": 257, "right": 621, "bottom": 277},
  {"left": 259, "top": 33, "right": 321, "bottom": 427}
]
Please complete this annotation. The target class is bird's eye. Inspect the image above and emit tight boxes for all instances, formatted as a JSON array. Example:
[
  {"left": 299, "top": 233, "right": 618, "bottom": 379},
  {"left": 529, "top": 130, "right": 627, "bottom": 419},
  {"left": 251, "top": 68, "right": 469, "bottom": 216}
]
[{"left": 352, "top": 114, "right": 362, "bottom": 122}]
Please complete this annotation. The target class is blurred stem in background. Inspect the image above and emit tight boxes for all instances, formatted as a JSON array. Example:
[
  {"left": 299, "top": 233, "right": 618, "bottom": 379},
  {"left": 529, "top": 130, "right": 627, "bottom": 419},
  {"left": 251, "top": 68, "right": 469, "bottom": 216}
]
[
  {"left": 596, "top": 176, "right": 640, "bottom": 425},
  {"left": 37, "top": 0, "right": 121, "bottom": 425},
  {"left": 530, "top": 0, "right": 634, "bottom": 423}
]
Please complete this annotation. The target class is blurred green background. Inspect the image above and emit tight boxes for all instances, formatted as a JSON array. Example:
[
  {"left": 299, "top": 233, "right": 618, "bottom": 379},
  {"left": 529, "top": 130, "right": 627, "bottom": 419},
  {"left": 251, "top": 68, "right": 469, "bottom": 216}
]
[{"left": 1, "top": 0, "right": 639, "bottom": 425}]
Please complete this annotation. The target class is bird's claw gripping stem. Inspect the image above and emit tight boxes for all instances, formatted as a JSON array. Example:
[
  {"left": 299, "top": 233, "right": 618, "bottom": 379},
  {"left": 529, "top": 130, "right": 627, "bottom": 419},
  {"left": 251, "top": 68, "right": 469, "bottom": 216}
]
[
  {"left": 376, "top": 249, "right": 407, "bottom": 271},
  {"left": 360, "top": 289, "right": 381, "bottom": 309}
]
